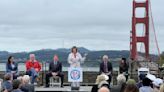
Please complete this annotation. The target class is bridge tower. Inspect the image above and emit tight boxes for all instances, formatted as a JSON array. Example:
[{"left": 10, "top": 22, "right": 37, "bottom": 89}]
[{"left": 130, "top": 0, "right": 149, "bottom": 60}]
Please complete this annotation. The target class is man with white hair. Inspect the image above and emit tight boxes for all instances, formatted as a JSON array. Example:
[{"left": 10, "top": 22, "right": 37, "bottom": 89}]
[
  {"left": 98, "top": 86, "right": 110, "bottom": 92},
  {"left": 21, "top": 75, "right": 34, "bottom": 92},
  {"left": 25, "top": 54, "right": 41, "bottom": 84},
  {"left": 99, "top": 55, "right": 113, "bottom": 85}
]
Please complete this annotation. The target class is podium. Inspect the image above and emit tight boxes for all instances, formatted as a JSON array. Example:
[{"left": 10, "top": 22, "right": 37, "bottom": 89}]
[{"left": 68, "top": 67, "right": 83, "bottom": 90}]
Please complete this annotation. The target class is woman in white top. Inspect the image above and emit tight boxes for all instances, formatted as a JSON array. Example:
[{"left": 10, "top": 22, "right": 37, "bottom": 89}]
[
  {"left": 68, "top": 46, "right": 86, "bottom": 67},
  {"left": 67, "top": 46, "right": 86, "bottom": 90}
]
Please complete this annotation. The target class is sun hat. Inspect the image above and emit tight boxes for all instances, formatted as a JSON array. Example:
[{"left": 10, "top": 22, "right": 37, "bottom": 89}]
[
  {"left": 146, "top": 74, "right": 156, "bottom": 82},
  {"left": 153, "top": 78, "right": 163, "bottom": 87}
]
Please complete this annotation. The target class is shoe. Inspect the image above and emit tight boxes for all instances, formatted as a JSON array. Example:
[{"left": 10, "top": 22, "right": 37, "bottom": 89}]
[
  {"left": 61, "top": 85, "right": 64, "bottom": 88},
  {"left": 45, "top": 84, "right": 49, "bottom": 88},
  {"left": 45, "top": 86, "right": 49, "bottom": 88}
]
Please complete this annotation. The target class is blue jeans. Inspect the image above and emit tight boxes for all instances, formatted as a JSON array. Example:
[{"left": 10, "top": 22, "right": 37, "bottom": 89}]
[{"left": 26, "top": 68, "right": 39, "bottom": 84}]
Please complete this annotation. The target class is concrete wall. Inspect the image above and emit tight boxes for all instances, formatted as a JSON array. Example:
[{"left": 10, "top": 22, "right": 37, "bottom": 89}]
[{"left": 0, "top": 71, "right": 119, "bottom": 86}]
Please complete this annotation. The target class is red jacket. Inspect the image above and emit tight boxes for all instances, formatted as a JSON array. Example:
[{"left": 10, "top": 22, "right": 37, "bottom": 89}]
[{"left": 25, "top": 60, "right": 41, "bottom": 72}]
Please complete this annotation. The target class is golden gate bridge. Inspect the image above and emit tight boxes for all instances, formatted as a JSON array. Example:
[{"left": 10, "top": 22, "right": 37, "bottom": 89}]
[
  {"left": 130, "top": 0, "right": 160, "bottom": 61},
  {"left": 0, "top": 0, "right": 162, "bottom": 92}
]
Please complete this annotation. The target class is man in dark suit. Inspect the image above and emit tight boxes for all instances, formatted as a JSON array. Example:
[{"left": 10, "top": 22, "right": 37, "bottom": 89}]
[
  {"left": 45, "top": 55, "right": 64, "bottom": 87},
  {"left": 99, "top": 55, "right": 113, "bottom": 85}
]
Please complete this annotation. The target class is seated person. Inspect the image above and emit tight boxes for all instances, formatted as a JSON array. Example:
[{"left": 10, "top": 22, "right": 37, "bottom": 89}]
[
  {"left": 139, "top": 77, "right": 153, "bottom": 92},
  {"left": 16, "top": 76, "right": 28, "bottom": 92},
  {"left": 99, "top": 55, "right": 113, "bottom": 85},
  {"left": 45, "top": 55, "right": 64, "bottom": 87},
  {"left": 136, "top": 74, "right": 146, "bottom": 88},
  {"left": 98, "top": 86, "right": 110, "bottom": 92},
  {"left": 6, "top": 56, "right": 19, "bottom": 80},
  {"left": 12, "top": 79, "right": 23, "bottom": 92},
  {"left": 91, "top": 74, "right": 109, "bottom": 92},
  {"left": 2, "top": 73, "right": 13, "bottom": 92},
  {"left": 21, "top": 75, "right": 35, "bottom": 92},
  {"left": 25, "top": 54, "right": 41, "bottom": 84},
  {"left": 110, "top": 74, "right": 126, "bottom": 92}
]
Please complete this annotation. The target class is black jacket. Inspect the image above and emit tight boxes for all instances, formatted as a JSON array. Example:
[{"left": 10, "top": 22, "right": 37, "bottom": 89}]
[
  {"left": 119, "top": 64, "right": 128, "bottom": 74},
  {"left": 6, "top": 62, "right": 18, "bottom": 73},
  {"left": 49, "top": 61, "right": 62, "bottom": 73},
  {"left": 21, "top": 84, "right": 34, "bottom": 92},
  {"left": 99, "top": 61, "right": 113, "bottom": 74},
  {"left": 91, "top": 85, "right": 98, "bottom": 92}
]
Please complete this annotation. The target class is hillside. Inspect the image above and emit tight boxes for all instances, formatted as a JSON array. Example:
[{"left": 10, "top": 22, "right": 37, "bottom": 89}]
[{"left": 0, "top": 47, "right": 158, "bottom": 67}]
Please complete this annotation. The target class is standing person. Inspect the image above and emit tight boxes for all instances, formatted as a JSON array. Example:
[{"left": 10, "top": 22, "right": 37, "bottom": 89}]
[
  {"left": 25, "top": 54, "right": 41, "bottom": 84},
  {"left": 45, "top": 55, "right": 64, "bottom": 87},
  {"left": 67, "top": 46, "right": 86, "bottom": 90},
  {"left": 99, "top": 55, "right": 113, "bottom": 86},
  {"left": 119, "top": 58, "right": 129, "bottom": 81},
  {"left": 6, "top": 56, "right": 19, "bottom": 80}
]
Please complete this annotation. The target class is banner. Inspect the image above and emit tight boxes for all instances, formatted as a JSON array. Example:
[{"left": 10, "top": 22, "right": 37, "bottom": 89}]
[{"left": 68, "top": 67, "right": 83, "bottom": 82}]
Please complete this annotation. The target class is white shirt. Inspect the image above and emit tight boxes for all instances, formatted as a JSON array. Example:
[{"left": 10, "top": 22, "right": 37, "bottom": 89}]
[
  {"left": 11, "top": 63, "right": 15, "bottom": 69},
  {"left": 139, "top": 86, "right": 153, "bottom": 92},
  {"left": 67, "top": 52, "right": 85, "bottom": 67}
]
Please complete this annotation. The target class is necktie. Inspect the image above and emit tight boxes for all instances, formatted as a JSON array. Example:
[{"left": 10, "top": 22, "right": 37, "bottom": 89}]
[
  {"left": 54, "top": 61, "right": 57, "bottom": 65},
  {"left": 104, "top": 61, "right": 108, "bottom": 73}
]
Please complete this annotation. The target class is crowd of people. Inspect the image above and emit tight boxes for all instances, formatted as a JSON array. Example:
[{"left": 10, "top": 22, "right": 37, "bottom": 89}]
[
  {"left": 1, "top": 74, "right": 34, "bottom": 92},
  {"left": 92, "top": 73, "right": 164, "bottom": 92},
  {"left": 0, "top": 46, "right": 163, "bottom": 92}
]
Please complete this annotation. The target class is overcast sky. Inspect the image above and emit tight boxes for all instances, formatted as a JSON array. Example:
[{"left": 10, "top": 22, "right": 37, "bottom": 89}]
[{"left": 0, "top": 0, "right": 163, "bottom": 53}]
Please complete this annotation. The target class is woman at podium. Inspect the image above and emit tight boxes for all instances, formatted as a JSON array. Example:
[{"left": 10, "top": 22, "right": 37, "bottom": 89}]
[{"left": 67, "top": 46, "right": 86, "bottom": 90}]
